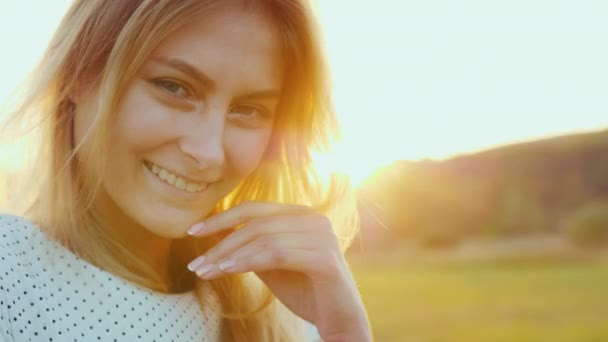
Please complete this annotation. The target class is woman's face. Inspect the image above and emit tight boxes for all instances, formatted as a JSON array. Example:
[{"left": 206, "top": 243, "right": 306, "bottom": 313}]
[{"left": 73, "top": 6, "right": 284, "bottom": 238}]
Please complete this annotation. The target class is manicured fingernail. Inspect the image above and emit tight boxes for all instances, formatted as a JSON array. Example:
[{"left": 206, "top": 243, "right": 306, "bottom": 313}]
[
  {"left": 187, "top": 255, "right": 206, "bottom": 271},
  {"left": 218, "top": 259, "right": 236, "bottom": 272},
  {"left": 187, "top": 222, "right": 206, "bottom": 236},
  {"left": 195, "top": 264, "right": 215, "bottom": 278}
]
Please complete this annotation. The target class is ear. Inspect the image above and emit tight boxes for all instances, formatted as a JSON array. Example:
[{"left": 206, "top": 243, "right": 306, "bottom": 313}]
[
  {"left": 59, "top": 97, "right": 77, "bottom": 149},
  {"left": 59, "top": 97, "right": 77, "bottom": 118},
  {"left": 67, "top": 98, "right": 76, "bottom": 114},
  {"left": 68, "top": 72, "right": 100, "bottom": 109}
]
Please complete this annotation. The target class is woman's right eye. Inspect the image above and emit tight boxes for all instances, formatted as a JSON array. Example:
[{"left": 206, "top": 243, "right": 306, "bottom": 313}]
[{"left": 152, "top": 79, "right": 192, "bottom": 100}]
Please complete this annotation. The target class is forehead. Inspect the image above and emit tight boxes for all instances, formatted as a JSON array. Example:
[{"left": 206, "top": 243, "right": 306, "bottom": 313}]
[{"left": 145, "top": 4, "right": 284, "bottom": 94}]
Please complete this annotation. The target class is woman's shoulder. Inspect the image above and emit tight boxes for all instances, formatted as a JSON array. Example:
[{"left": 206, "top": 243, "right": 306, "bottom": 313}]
[
  {"left": 0, "top": 214, "right": 39, "bottom": 246},
  {"left": 0, "top": 214, "right": 43, "bottom": 266},
  {"left": 0, "top": 213, "right": 38, "bottom": 228}
]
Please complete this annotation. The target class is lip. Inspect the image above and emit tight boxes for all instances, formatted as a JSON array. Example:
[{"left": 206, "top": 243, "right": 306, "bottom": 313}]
[{"left": 143, "top": 162, "right": 210, "bottom": 200}]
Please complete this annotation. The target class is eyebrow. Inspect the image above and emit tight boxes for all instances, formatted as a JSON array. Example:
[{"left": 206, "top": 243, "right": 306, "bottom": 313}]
[
  {"left": 150, "top": 57, "right": 281, "bottom": 101},
  {"left": 151, "top": 57, "right": 217, "bottom": 91},
  {"left": 234, "top": 89, "right": 280, "bottom": 102}
]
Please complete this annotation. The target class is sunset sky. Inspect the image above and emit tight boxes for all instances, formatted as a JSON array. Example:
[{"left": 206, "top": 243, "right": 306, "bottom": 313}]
[{"left": 1, "top": 1, "right": 607, "bottom": 184}]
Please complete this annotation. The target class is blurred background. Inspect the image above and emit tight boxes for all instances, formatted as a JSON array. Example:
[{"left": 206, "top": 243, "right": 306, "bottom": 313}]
[{"left": 1, "top": 1, "right": 608, "bottom": 341}]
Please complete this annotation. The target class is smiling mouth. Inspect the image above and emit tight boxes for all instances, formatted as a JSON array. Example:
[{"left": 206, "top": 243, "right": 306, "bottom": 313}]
[{"left": 144, "top": 161, "right": 208, "bottom": 193}]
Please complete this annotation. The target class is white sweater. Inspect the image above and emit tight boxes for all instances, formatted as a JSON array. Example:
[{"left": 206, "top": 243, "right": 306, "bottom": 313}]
[{"left": 0, "top": 214, "right": 320, "bottom": 341}]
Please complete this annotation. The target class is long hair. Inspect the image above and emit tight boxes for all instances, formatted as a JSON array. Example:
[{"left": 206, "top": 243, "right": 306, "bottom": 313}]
[{"left": 0, "top": 0, "right": 359, "bottom": 340}]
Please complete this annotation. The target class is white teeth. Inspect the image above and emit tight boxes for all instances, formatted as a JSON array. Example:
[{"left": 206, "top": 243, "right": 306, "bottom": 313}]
[
  {"left": 159, "top": 169, "right": 168, "bottom": 181},
  {"left": 145, "top": 162, "right": 207, "bottom": 193},
  {"left": 167, "top": 173, "right": 176, "bottom": 185},
  {"left": 174, "top": 177, "right": 186, "bottom": 190}
]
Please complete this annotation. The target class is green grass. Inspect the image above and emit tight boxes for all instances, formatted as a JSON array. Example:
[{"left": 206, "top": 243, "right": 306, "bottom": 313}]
[{"left": 351, "top": 261, "right": 608, "bottom": 341}]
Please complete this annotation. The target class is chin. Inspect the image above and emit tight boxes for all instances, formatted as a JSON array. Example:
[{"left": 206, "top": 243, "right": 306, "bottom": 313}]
[
  {"left": 132, "top": 203, "right": 209, "bottom": 239},
  {"left": 140, "top": 217, "right": 192, "bottom": 238}
]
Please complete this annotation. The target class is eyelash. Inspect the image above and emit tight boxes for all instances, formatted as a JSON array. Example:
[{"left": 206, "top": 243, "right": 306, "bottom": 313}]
[
  {"left": 152, "top": 79, "right": 193, "bottom": 99},
  {"left": 231, "top": 105, "right": 270, "bottom": 118},
  {"left": 151, "top": 78, "right": 273, "bottom": 123}
]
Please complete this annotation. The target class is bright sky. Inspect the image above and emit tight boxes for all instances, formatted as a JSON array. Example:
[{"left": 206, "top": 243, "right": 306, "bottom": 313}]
[{"left": 1, "top": 1, "right": 607, "bottom": 185}]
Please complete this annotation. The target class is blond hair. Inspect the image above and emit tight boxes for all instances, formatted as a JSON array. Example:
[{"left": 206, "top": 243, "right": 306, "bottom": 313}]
[{"left": 0, "top": 0, "right": 359, "bottom": 340}]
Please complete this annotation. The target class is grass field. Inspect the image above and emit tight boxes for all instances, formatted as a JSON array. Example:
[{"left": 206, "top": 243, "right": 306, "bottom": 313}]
[{"left": 350, "top": 259, "right": 608, "bottom": 341}]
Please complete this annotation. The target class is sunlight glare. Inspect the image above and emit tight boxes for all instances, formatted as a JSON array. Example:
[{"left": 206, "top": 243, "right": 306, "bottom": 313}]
[{"left": 312, "top": 139, "right": 394, "bottom": 187}]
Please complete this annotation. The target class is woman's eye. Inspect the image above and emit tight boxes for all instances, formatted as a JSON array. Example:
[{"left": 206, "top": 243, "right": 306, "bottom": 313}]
[
  {"left": 153, "top": 79, "right": 191, "bottom": 99},
  {"left": 231, "top": 105, "right": 261, "bottom": 117},
  {"left": 229, "top": 105, "right": 273, "bottom": 127}
]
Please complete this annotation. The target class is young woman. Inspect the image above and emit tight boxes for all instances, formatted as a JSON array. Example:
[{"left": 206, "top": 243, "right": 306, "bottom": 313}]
[{"left": 0, "top": 0, "right": 370, "bottom": 341}]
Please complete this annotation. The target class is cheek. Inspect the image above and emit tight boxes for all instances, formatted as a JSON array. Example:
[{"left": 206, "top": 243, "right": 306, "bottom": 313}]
[
  {"left": 224, "top": 127, "right": 272, "bottom": 175},
  {"left": 111, "top": 83, "right": 176, "bottom": 151}
]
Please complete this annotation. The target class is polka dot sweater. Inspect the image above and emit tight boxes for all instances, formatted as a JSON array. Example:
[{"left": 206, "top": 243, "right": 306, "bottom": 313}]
[
  {"left": 0, "top": 214, "right": 322, "bottom": 341},
  {"left": 0, "top": 214, "right": 223, "bottom": 342}
]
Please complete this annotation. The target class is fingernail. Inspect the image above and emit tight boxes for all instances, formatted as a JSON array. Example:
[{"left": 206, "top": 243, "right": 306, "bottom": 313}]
[
  {"left": 218, "top": 259, "right": 236, "bottom": 272},
  {"left": 195, "top": 264, "right": 215, "bottom": 278},
  {"left": 187, "top": 255, "right": 206, "bottom": 271},
  {"left": 187, "top": 222, "right": 206, "bottom": 236}
]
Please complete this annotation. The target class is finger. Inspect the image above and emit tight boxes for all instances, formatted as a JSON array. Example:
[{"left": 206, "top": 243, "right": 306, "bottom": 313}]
[
  {"left": 187, "top": 201, "right": 312, "bottom": 237},
  {"left": 201, "top": 213, "right": 328, "bottom": 263},
  {"left": 191, "top": 233, "right": 314, "bottom": 280},
  {"left": 212, "top": 247, "right": 321, "bottom": 279},
  {"left": 224, "top": 232, "right": 317, "bottom": 263},
  {"left": 187, "top": 217, "right": 317, "bottom": 272}
]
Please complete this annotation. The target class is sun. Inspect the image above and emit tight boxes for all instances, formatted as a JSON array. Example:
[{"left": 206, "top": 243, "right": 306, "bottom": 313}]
[{"left": 312, "top": 139, "right": 395, "bottom": 188}]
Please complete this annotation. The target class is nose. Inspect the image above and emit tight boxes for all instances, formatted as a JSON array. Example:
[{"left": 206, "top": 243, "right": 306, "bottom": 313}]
[{"left": 178, "top": 109, "right": 226, "bottom": 173}]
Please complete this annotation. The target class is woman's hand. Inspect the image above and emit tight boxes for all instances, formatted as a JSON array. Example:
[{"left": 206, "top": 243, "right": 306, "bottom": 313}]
[{"left": 186, "top": 201, "right": 371, "bottom": 341}]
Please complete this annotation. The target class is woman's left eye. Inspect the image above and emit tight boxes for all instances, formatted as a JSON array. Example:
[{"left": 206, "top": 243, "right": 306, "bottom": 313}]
[
  {"left": 229, "top": 105, "right": 273, "bottom": 127},
  {"left": 153, "top": 79, "right": 191, "bottom": 99},
  {"left": 230, "top": 105, "right": 269, "bottom": 118}
]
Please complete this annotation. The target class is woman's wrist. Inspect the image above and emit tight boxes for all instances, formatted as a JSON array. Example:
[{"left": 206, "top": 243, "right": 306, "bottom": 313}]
[
  {"left": 316, "top": 305, "right": 371, "bottom": 342},
  {"left": 313, "top": 259, "right": 372, "bottom": 341}
]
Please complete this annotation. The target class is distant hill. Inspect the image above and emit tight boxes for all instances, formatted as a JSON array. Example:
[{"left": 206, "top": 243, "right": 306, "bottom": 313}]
[{"left": 357, "top": 129, "right": 608, "bottom": 245}]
